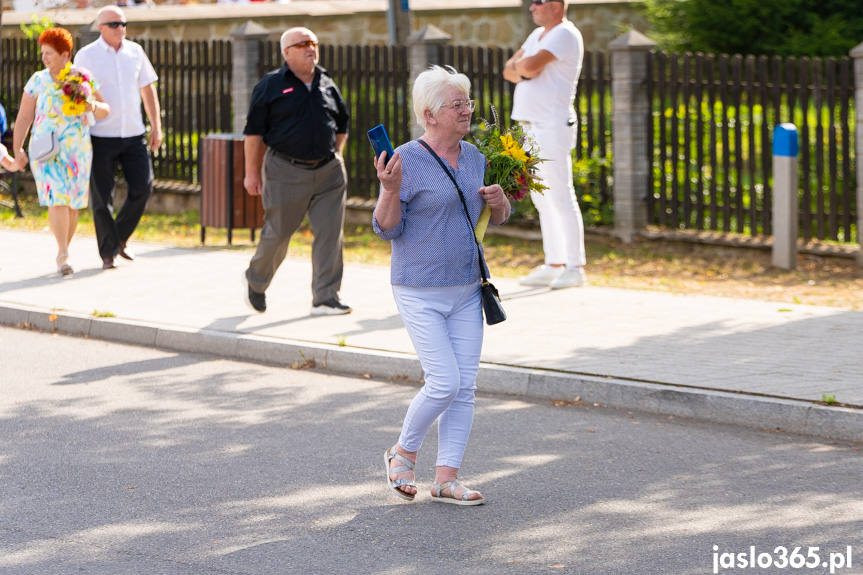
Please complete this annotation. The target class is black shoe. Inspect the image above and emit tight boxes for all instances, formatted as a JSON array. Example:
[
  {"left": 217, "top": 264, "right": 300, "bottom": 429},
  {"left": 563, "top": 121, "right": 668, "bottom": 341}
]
[
  {"left": 118, "top": 242, "right": 135, "bottom": 261},
  {"left": 310, "top": 297, "right": 352, "bottom": 316},
  {"left": 102, "top": 256, "right": 116, "bottom": 270},
  {"left": 243, "top": 273, "right": 266, "bottom": 313}
]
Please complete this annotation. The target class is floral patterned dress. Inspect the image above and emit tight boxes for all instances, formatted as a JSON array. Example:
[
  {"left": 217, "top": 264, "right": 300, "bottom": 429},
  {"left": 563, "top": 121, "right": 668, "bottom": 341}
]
[{"left": 24, "top": 68, "right": 94, "bottom": 209}]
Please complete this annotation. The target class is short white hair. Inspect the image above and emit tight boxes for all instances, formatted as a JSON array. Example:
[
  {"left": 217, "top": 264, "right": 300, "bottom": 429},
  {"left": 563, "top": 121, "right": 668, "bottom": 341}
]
[
  {"left": 280, "top": 27, "right": 314, "bottom": 52},
  {"left": 412, "top": 66, "right": 471, "bottom": 130}
]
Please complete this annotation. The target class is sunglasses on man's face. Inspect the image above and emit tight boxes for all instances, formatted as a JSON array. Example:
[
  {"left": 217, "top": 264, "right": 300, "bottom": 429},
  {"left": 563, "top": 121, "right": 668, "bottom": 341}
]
[
  {"left": 531, "top": 0, "right": 562, "bottom": 4},
  {"left": 287, "top": 39, "right": 319, "bottom": 50},
  {"left": 102, "top": 21, "right": 128, "bottom": 29}
]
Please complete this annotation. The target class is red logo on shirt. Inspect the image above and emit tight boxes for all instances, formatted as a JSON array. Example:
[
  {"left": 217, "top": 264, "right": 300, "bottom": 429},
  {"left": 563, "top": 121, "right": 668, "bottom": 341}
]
[{"left": 282, "top": 87, "right": 294, "bottom": 94}]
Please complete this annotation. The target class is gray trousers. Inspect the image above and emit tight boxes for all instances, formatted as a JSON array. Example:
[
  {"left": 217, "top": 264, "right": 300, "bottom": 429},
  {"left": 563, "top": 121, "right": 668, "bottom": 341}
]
[{"left": 246, "top": 148, "right": 347, "bottom": 306}]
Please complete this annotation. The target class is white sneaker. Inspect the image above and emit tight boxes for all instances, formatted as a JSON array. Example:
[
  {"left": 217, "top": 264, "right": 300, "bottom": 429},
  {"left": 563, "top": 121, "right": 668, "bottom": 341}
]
[
  {"left": 519, "top": 265, "right": 565, "bottom": 287},
  {"left": 549, "top": 267, "right": 587, "bottom": 289}
]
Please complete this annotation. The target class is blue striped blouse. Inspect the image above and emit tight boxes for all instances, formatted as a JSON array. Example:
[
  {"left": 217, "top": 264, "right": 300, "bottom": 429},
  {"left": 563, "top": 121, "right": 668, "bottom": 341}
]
[{"left": 373, "top": 139, "right": 496, "bottom": 287}]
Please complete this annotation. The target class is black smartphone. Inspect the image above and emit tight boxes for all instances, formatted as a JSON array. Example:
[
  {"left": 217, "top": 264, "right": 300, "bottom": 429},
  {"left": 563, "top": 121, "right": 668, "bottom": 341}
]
[{"left": 367, "top": 124, "right": 395, "bottom": 162}]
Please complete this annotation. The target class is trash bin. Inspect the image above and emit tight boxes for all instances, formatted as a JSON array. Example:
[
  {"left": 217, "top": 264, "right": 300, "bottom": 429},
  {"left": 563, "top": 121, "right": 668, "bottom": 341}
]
[{"left": 200, "top": 133, "right": 264, "bottom": 244}]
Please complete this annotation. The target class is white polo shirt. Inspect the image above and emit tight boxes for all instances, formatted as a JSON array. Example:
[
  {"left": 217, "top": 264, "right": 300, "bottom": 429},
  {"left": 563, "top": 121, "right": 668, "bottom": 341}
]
[
  {"left": 511, "top": 20, "right": 584, "bottom": 126},
  {"left": 74, "top": 37, "right": 158, "bottom": 138}
]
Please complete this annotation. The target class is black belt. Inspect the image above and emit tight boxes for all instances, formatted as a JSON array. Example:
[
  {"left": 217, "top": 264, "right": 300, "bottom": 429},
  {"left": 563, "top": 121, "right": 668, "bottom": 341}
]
[{"left": 273, "top": 151, "right": 335, "bottom": 170}]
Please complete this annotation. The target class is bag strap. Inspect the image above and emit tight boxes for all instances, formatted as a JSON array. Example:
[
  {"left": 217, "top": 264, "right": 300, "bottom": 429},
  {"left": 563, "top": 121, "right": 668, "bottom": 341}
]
[{"left": 416, "top": 138, "right": 489, "bottom": 283}]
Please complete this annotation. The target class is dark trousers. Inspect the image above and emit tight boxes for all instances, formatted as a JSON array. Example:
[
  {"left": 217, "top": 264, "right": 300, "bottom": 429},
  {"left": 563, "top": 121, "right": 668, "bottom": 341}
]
[
  {"left": 246, "top": 148, "right": 347, "bottom": 306},
  {"left": 90, "top": 135, "right": 154, "bottom": 259}
]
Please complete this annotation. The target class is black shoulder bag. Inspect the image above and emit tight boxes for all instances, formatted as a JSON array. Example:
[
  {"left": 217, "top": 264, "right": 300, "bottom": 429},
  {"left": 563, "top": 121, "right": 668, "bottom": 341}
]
[{"left": 417, "top": 139, "right": 506, "bottom": 325}]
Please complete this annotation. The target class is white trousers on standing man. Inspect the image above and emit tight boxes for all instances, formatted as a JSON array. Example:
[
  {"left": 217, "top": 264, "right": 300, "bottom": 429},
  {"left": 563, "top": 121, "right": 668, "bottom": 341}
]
[{"left": 525, "top": 122, "right": 586, "bottom": 268}]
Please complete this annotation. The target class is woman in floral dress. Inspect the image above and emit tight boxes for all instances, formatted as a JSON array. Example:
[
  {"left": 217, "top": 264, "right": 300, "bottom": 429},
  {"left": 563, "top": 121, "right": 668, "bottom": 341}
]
[{"left": 12, "top": 27, "right": 110, "bottom": 276}]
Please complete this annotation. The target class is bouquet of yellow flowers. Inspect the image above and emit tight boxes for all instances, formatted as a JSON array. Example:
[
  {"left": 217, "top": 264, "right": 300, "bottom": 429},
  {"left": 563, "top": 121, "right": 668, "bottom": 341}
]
[
  {"left": 471, "top": 107, "right": 546, "bottom": 242},
  {"left": 57, "top": 62, "right": 95, "bottom": 117}
]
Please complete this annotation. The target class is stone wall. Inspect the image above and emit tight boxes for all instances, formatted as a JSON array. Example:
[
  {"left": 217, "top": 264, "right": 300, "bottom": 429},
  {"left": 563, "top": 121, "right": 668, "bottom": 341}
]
[{"left": 2, "top": 0, "right": 648, "bottom": 51}]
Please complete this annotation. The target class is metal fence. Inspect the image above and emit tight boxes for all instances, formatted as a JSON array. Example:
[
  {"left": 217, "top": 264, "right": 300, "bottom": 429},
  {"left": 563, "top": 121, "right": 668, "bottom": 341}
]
[{"left": 648, "top": 51, "right": 857, "bottom": 243}]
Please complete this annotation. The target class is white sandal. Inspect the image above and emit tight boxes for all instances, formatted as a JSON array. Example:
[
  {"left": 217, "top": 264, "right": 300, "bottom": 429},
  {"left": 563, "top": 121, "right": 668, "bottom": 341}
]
[
  {"left": 431, "top": 480, "right": 486, "bottom": 506},
  {"left": 56, "top": 253, "right": 73, "bottom": 277},
  {"left": 384, "top": 446, "right": 417, "bottom": 502}
]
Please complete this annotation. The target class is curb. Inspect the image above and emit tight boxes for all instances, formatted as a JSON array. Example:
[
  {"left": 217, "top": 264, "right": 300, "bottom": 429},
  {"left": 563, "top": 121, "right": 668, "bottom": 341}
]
[{"left": 2, "top": 302, "right": 861, "bottom": 443}]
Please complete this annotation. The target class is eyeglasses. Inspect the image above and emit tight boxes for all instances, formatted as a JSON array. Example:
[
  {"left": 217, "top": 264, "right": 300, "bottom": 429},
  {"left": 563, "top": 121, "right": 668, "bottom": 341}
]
[
  {"left": 531, "top": 0, "right": 562, "bottom": 4},
  {"left": 441, "top": 99, "right": 475, "bottom": 113},
  {"left": 101, "top": 21, "right": 128, "bottom": 29},
  {"left": 287, "top": 40, "right": 319, "bottom": 50}
]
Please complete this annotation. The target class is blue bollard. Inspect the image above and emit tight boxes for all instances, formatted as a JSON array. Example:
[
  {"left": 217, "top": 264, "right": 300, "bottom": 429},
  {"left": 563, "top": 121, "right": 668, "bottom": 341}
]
[{"left": 772, "top": 124, "right": 799, "bottom": 270}]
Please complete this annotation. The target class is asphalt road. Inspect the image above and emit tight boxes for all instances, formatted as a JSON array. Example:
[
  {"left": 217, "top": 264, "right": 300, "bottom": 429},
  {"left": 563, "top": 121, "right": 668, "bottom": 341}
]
[{"left": 1, "top": 326, "right": 862, "bottom": 575}]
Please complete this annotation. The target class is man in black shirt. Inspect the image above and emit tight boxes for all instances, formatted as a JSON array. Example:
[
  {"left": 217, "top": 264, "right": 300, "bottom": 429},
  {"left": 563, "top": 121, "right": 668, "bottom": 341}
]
[{"left": 242, "top": 27, "right": 351, "bottom": 315}]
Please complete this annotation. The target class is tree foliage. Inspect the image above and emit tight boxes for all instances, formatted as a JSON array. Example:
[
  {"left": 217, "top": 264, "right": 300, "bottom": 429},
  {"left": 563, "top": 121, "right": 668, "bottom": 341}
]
[
  {"left": 645, "top": 0, "right": 863, "bottom": 57},
  {"left": 21, "top": 14, "right": 55, "bottom": 39}
]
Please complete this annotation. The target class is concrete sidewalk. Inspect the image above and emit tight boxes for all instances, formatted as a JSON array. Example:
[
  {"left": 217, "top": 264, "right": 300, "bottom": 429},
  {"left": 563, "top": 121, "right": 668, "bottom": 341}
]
[{"left": 1, "top": 228, "right": 861, "bottom": 440}]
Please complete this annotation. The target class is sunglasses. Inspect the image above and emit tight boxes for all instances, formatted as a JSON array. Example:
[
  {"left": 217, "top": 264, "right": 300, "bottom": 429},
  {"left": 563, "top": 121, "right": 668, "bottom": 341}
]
[
  {"left": 102, "top": 21, "right": 128, "bottom": 29},
  {"left": 287, "top": 40, "right": 319, "bottom": 50},
  {"left": 441, "top": 99, "right": 476, "bottom": 113},
  {"left": 531, "top": 0, "right": 562, "bottom": 4}
]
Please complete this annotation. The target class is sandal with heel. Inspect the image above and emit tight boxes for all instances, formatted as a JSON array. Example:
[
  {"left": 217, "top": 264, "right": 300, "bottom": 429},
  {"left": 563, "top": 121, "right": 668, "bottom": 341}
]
[
  {"left": 56, "top": 253, "right": 73, "bottom": 277},
  {"left": 384, "top": 446, "right": 417, "bottom": 502},
  {"left": 431, "top": 479, "right": 486, "bottom": 506}
]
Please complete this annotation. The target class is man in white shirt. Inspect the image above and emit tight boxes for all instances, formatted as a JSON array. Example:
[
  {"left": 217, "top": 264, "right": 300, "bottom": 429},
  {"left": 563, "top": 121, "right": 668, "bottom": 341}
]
[
  {"left": 74, "top": 6, "right": 163, "bottom": 269},
  {"left": 504, "top": 0, "right": 587, "bottom": 289}
]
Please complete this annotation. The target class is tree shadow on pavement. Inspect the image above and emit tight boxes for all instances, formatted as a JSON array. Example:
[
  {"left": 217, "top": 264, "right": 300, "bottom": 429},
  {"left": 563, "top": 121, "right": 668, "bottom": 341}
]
[{"left": 2, "top": 339, "right": 862, "bottom": 574}]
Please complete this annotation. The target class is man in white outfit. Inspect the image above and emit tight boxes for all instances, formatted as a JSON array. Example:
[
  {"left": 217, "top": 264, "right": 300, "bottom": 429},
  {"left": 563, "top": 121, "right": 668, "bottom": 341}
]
[
  {"left": 504, "top": 0, "right": 586, "bottom": 289},
  {"left": 74, "top": 6, "right": 163, "bottom": 270}
]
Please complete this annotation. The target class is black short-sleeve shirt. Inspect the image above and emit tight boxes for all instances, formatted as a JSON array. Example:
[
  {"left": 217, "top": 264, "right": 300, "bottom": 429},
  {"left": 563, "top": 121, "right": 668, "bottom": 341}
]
[{"left": 243, "top": 64, "right": 350, "bottom": 161}]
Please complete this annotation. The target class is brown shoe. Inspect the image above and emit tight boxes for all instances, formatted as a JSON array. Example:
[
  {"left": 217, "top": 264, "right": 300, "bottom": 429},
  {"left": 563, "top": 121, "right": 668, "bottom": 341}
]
[
  {"left": 102, "top": 256, "right": 116, "bottom": 269},
  {"left": 118, "top": 242, "right": 135, "bottom": 261}
]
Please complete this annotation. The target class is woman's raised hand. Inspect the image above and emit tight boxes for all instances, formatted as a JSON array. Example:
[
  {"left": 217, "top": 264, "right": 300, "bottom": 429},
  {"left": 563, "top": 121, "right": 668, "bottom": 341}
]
[
  {"left": 374, "top": 151, "right": 402, "bottom": 193},
  {"left": 372, "top": 150, "right": 404, "bottom": 232}
]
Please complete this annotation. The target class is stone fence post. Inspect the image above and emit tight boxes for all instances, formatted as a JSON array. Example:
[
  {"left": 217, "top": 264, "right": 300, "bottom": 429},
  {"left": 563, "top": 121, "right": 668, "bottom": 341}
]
[
  {"left": 852, "top": 41, "right": 863, "bottom": 266},
  {"left": 608, "top": 30, "right": 656, "bottom": 242},
  {"left": 407, "top": 25, "right": 452, "bottom": 139},
  {"left": 230, "top": 21, "right": 270, "bottom": 134}
]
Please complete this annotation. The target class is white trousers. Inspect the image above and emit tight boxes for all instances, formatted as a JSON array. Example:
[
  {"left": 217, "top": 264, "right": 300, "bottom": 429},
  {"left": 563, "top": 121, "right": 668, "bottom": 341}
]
[
  {"left": 525, "top": 122, "right": 587, "bottom": 268},
  {"left": 392, "top": 283, "right": 483, "bottom": 468}
]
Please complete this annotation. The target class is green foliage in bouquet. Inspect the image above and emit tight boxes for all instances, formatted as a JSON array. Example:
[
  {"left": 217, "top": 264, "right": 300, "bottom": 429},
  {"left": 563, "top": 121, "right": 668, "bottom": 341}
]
[
  {"left": 471, "top": 107, "right": 547, "bottom": 203},
  {"left": 469, "top": 107, "right": 547, "bottom": 241}
]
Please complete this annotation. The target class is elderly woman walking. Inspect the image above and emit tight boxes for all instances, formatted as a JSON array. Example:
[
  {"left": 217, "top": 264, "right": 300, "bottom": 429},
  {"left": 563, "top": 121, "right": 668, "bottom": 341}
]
[
  {"left": 374, "top": 66, "right": 511, "bottom": 505},
  {"left": 12, "top": 27, "right": 110, "bottom": 275}
]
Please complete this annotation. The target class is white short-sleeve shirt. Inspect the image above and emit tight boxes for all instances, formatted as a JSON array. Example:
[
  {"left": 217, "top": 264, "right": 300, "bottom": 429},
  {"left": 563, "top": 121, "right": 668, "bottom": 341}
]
[
  {"left": 511, "top": 20, "right": 584, "bottom": 126},
  {"left": 74, "top": 37, "right": 158, "bottom": 138}
]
